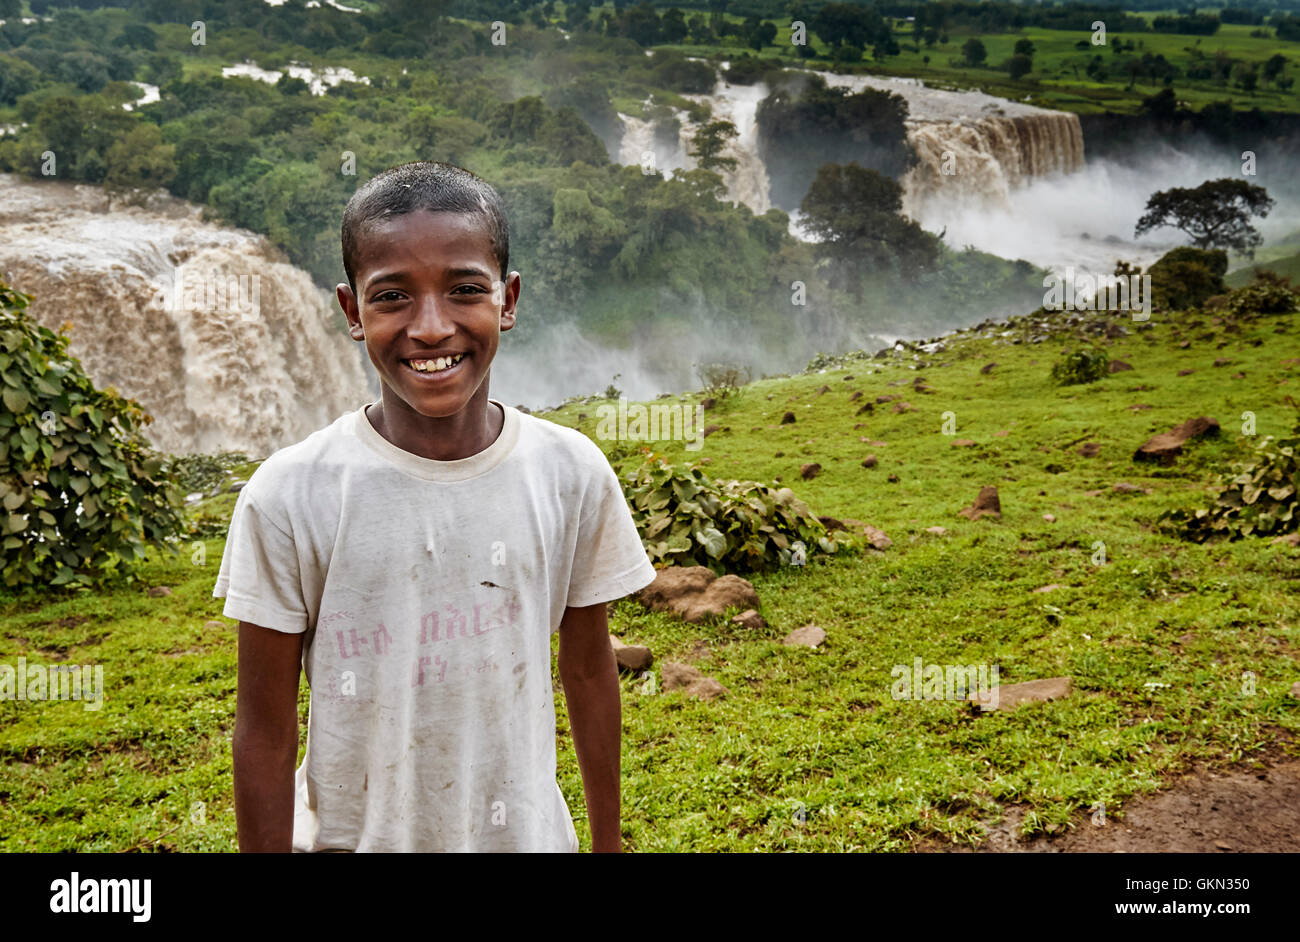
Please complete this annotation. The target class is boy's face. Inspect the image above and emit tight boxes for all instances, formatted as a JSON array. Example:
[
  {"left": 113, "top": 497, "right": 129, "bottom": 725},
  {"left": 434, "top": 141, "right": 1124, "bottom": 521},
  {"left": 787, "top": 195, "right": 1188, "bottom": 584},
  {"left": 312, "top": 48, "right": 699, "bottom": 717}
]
[{"left": 337, "top": 209, "right": 519, "bottom": 421}]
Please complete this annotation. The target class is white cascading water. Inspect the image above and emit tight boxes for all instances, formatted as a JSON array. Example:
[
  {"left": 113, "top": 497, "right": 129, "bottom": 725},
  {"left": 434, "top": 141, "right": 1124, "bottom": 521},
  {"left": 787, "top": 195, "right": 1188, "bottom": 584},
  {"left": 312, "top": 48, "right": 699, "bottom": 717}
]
[
  {"left": 0, "top": 174, "right": 372, "bottom": 457},
  {"left": 615, "top": 68, "right": 1201, "bottom": 275}
]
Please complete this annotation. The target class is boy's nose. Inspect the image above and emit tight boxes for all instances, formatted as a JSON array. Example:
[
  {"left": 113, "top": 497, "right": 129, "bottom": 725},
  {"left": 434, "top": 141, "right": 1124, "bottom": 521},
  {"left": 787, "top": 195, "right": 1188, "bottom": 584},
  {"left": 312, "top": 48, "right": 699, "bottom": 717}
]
[{"left": 405, "top": 296, "right": 456, "bottom": 344}]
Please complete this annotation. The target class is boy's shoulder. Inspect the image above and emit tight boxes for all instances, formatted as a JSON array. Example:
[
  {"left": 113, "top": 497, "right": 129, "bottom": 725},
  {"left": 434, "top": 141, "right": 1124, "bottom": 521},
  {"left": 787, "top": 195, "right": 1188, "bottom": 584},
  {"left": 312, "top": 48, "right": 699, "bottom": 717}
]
[
  {"left": 513, "top": 408, "right": 612, "bottom": 472},
  {"left": 236, "top": 408, "right": 357, "bottom": 508}
]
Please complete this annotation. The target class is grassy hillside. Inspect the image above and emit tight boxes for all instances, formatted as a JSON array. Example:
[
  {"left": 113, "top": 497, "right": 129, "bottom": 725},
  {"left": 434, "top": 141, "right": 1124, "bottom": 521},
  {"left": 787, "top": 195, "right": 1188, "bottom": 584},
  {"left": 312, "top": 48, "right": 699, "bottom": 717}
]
[{"left": 1, "top": 298, "right": 1298, "bottom": 851}]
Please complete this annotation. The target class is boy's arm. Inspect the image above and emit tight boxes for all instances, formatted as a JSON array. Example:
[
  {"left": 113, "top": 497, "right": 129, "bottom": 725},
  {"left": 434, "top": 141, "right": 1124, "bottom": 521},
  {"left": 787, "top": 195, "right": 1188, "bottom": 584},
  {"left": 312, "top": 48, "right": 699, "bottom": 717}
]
[
  {"left": 557, "top": 602, "right": 622, "bottom": 853},
  {"left": 232, "top": 621, "right": 304, "bottom": 852}
]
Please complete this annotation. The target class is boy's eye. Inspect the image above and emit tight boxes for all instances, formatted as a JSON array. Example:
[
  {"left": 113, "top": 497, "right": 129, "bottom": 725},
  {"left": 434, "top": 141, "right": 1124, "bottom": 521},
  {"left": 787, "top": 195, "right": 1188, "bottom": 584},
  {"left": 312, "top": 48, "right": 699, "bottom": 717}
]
[
  {"left": 453, "top": 285, "right": 487, "bottom": 295},
  {"left": 372, "top": 290, "right": 404, "bottom": 303}
]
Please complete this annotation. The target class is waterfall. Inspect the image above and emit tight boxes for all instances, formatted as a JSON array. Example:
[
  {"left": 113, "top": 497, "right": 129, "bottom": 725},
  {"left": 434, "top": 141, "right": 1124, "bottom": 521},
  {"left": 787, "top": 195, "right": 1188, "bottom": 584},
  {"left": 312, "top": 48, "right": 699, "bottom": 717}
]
[
  {"left": 616, "top": 85, "right": 772, "bottom": 214},
  {"left": 617, "top": 69, "right": 1086, "bottom": 224},
  {"left": 0, "top": 174, "right": 372, "bottom": 458}
]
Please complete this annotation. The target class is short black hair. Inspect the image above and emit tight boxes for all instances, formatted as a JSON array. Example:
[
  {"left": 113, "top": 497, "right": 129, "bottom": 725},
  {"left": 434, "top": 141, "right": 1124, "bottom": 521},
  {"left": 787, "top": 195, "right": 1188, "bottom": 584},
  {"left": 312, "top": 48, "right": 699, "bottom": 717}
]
[{"left": 340, "top": 160, "right": 510, "bottom": 294}]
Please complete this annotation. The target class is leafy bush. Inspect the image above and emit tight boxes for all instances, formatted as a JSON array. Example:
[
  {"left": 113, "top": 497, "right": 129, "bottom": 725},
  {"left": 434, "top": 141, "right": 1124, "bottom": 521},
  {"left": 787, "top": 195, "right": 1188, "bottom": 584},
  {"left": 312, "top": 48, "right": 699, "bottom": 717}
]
[
  {"left": 1161, "top": 413, "right": 1299, "bottom": 540},
  {"left": 168, "top": 451, "right": 249, "bottom": 494},
  {"left": 696, "top": 361, "right": 751, "bottom": 399},
  {"left": 1148, "top": 246, "right": 1227, "bottom": 310},
  {"left": 622, "top": 455, "right": 848, "bottom": 573},
  {"left": 0, "top": 281, "right": 183, "bottom": 589},
  {"left": 1224, "top": 270, "right": 1299, "bottom": 318},
  {"left": 1050, "top": 347, "right": 1110, "bottom": 386}
]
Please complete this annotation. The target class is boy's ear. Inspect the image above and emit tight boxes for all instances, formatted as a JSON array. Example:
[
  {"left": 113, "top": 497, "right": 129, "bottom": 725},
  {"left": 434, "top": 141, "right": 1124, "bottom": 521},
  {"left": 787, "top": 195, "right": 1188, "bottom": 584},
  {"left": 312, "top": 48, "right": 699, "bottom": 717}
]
[
  {"left": 337, "top": 283, "right": 365, "bottom": 341},
  {"left": 498, "top": 272, "right": 521, "bottom": 332}
]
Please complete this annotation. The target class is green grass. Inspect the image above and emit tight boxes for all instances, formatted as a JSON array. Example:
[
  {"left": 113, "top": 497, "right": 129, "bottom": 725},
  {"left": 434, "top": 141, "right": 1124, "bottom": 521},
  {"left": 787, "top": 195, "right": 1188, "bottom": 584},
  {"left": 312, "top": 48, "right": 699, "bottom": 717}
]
[
  {"left": 1227, "top": 251, "right": 1300, "bottom": 287},
  {"left": 2, "top": 304, "right": 1299, "bottom": 851}
]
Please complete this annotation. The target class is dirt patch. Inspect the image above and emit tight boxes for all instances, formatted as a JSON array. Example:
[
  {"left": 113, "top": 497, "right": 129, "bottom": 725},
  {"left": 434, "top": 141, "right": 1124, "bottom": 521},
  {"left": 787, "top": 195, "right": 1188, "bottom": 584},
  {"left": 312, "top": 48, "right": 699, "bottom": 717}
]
[{"left": 919, "top": 749, "right": 1300, "bottom": 853}]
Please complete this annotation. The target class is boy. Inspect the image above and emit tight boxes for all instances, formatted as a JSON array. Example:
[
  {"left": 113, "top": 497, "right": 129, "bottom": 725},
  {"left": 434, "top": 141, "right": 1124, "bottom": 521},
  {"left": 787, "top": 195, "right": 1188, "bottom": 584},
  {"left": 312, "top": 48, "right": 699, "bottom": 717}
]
[{"left": 214, "top": 161, "right": 657, "bottom": 852}]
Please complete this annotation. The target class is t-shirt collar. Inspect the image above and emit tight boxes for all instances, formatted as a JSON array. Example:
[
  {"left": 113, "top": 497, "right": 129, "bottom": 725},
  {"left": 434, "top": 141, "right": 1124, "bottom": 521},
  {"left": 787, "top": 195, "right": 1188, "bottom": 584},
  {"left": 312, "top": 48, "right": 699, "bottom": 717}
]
[{"left": 349, "top": 399, "right": 520, "bottom": 482}]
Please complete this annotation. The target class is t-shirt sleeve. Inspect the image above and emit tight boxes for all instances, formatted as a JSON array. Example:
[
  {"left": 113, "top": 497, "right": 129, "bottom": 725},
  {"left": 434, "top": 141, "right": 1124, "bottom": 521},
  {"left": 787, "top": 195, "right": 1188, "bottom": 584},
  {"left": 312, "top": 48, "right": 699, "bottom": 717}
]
[
  {"left": 565, "top": 453, "right": 657, "bottom": 609},
  {"left": 213, "top": 486, "right": 310, "bottom": 634}
]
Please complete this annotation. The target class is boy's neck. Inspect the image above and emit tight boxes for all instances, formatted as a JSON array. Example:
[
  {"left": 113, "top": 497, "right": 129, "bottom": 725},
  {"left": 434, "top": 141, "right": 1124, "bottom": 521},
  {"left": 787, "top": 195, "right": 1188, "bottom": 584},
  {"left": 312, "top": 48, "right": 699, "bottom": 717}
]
[{"left": 366, "top": 386, "right": 504, "bottom": 461}]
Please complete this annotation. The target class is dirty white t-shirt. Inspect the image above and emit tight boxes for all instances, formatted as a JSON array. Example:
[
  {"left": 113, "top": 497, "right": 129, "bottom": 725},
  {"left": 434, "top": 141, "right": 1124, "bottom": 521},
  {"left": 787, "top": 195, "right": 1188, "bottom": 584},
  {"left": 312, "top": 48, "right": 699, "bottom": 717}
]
[{"left": 213, "top": 399, "right": 657, "bottom": 852}]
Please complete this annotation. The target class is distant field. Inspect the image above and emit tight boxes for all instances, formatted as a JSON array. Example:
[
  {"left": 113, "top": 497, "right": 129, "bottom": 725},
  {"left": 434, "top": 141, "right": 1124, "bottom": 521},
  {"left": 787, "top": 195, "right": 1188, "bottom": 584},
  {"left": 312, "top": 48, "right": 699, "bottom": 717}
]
[{"left": 645, "top": 7, "right": 1300, "bottom": 116}]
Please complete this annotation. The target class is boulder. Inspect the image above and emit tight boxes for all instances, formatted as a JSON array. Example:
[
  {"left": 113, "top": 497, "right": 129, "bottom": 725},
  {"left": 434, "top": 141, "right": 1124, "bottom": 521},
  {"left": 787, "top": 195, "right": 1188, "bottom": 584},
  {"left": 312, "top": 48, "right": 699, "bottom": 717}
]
[
  {"left": 661, "top": 662, "right": 729, "bottom": 701},
  {"left": 971, "top": 676, "right": 1073, "bottom": 712},
  {"left": 1290, "top": 682, "right": 1300, "bottom": 700},
  {"left": 876, "top": 394, "right": 897, "bottom": 404},
  {"left": 925, "top": 526, "right": 948, "bottom": 536},
  {"left": 701, "top": 397, "right": 717, "bottom": 411},
  {"left": 147, "top": 586, "right": 172, "bottom": 598},
  {"left": 951, "top": 439, "right": 976, "bottom": 448},
  {"left": 891, "top": 401, "right": 914, "bottom": 413},
  {"left": 800, "top": 463, "right": 821, "bottom": 480},
  {"left": 703, "top": 424, "right": 722, "bottom": 438},
  {"left": 781, "top": 411, "right": 797, "bottom": 424},
  {"left": 782, "top": 625, "right": 826, "bottom": 648},
  {"left": 1077, "top": 442, "right": 1101, "bottom": 457},
  {"left": 1108, "top": 360, "right": 1133, "bottom": 373},
  {"left": 849, "top": 390, "right": 863, "bottom": 402},
  {"left": 1043, "top": 513, "right": 1056, "bottom": 523},
  {"left": 1112, "top": 482, "right": 1150, "bottom": 494},
  {"left": 637, "top": 567, "right": 761, "bottom": 624},
  {"left": 958, "top": 486, "right": 1002, "bottom": 521},
  {"left": 862, "top": 525, "right": 893, "bottom": 550},
  {"left": 980, "top": 362, "right": 997, "bottom": 374},
  {"left": 1134, "top": 417, "right": 1220, "bottom": 464},
  {"left": 609, "top": 635, "right": 653, "bottom": 672},
  {"left": 731, "top": 609, "right": 767, "bottom": 630},
  {"left": 861, "top": 455, "right": 878, "bottom": 468}
]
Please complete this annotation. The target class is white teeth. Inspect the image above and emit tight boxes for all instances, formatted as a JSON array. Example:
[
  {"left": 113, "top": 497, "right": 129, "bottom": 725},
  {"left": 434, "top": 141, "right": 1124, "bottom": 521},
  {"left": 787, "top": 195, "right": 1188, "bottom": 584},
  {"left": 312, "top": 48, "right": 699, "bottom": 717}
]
[{"left": 409, "top": 354, "right": 463, "bottom": 373}]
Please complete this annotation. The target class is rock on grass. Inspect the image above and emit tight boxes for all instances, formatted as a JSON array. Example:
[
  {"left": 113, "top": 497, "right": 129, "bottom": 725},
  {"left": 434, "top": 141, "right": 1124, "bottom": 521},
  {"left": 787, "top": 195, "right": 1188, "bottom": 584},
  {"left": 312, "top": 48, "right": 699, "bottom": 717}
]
[
  {"left": 958, "top": 486, "right": 1002, "bottom": 521},
  {"left": 1134, "top": 416, "right": 1219, "bottom": 465},
  {"left": 636, "top": 566, "right": 760, "bottom": 624},
  {"left": 970, "top": 676, "right": 1073, "bottom": 712},
  {"left": 661, "top": 662, "right": 729, "bottom": 700}
]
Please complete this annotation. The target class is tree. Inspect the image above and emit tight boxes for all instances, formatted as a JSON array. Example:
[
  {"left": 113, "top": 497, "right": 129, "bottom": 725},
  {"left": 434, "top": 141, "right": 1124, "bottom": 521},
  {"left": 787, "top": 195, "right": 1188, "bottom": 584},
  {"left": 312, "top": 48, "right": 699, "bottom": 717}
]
[
  {"left": 1014, "top": 38, "right": 1035, "bottom": 58},
  {"left": 661, "top": 7, "right": 688, "bottom": 43},
  {"left": 744, "top": 16, "right": 777, "bottom": 51},
  {"left": 0, "top": 280, "right": 183, "bottom": 589},
  {"left": 105, "top": 123, "right": 177, "bottom": 190},
  {"left": 962, "top": 38, "right": 986, "bottom": 67},
  {"left": 1135, "top": 178, "right": 1274, "bottom": 258},
  {"left": 0, "top": 54, "right": 40, "bottom": 107},
  {"left": 1262, "top": 53, "right": 1288, "bottom": 85},
  {"left": 799, "top": 162, "right": 941, "bottom": 292},
  {"left": 1008, "top": 54, "right": 1032, "bottom": 79},
  {"left": 689, "top": 120, "right": 738, "bottom": 173}
]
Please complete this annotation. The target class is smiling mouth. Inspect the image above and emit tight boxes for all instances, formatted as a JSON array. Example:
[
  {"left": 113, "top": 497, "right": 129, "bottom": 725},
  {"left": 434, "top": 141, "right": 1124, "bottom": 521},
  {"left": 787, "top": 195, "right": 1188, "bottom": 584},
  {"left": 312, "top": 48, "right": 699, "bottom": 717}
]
[{"left": 403, "top": 353, "right": 466, "bottom": 375}]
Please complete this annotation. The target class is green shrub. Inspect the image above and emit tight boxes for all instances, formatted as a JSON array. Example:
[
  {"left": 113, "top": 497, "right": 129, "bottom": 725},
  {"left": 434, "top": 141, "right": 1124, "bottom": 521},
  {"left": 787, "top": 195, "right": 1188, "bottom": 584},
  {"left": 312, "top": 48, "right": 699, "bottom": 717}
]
[
  {"left": 1161, "top": 413, "right": 1299, "bottom": 540},
  {"left": 1050, "top": 347, "right": 1110, "bottom": 386},
  {"left": 168, "top": 451, "right": 249, "bottom": 494},
  {"left": 1148, "top": 246, "right": 1228, "bottom": 310},
  {"left": 0, "top": 281, "right": 183, "bottom": 589},
  {"left": 622, "top": 455, "right": 848, "bottom": 573},
  {"left": 696, "top": 361, "right": 751, "bottom": 399},
  {"left": 1223, "top": 270, "right": 1299, "bottom": 318}
]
